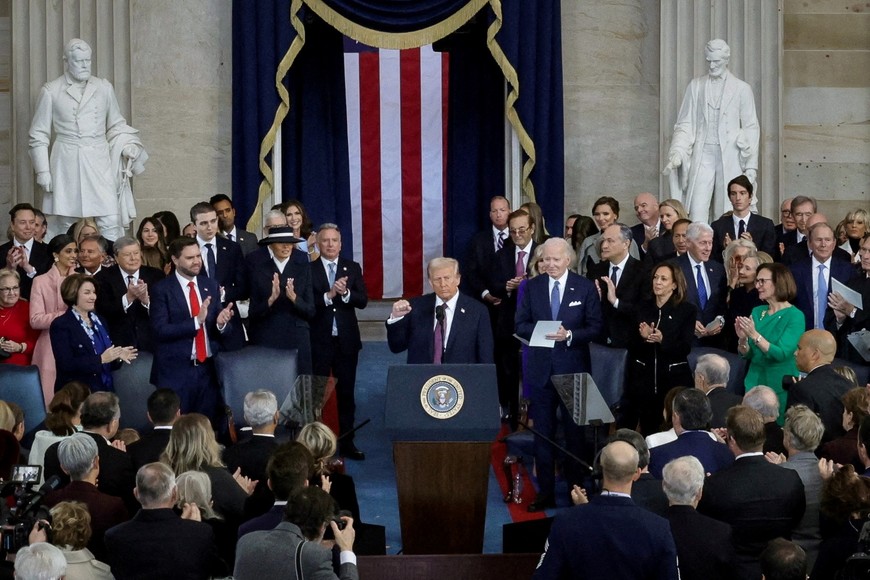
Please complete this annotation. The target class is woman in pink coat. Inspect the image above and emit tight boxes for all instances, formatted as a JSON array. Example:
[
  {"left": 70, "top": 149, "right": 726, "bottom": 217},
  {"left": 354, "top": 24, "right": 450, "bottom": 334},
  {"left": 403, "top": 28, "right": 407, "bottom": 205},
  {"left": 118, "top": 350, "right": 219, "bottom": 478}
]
[{"left": 29, "top": 234, "right": 77, "bottom": 406}]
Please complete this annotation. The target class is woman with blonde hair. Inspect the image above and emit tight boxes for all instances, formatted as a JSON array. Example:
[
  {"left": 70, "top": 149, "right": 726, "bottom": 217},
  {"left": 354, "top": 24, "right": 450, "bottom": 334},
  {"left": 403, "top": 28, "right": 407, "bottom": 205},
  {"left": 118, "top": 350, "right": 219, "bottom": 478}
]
[
  {"left": 297, "top": 421, "right": 361, "bottom": 523},
  {"left": 161, "top": 413, "right": 253, "bottom": 521},
  {"left": 40, "top": 501, "right": 112, "bottom": 580},
  {"left": 176, "top": 470, "right": 236, "bottom": 565},
  {"left": 722, "top": 237, "right": 757, "bottom": 290},
  {"left": 646, "top": 199, "right": 688, "bottom": 265}
]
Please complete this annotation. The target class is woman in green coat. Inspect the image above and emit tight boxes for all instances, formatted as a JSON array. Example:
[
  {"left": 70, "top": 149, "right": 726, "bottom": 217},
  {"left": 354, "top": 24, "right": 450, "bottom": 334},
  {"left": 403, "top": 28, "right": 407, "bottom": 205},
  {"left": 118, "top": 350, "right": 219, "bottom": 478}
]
[{"left": 735, "top": 263, "right": 805, "bottom": 422}]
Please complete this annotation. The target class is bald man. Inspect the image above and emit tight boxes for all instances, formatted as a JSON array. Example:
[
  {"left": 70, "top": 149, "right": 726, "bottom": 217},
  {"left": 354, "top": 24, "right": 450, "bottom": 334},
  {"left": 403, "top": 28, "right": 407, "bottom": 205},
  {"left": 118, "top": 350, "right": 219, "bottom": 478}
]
[
  {"left": 533, "top": 441, "right": 678, "bottom": 580},
  {"left": 787, "top": 329, "right": 855, "bottom": 442},
  {"left": 630, "top": 192, "right": 660, "bottom": 260}
]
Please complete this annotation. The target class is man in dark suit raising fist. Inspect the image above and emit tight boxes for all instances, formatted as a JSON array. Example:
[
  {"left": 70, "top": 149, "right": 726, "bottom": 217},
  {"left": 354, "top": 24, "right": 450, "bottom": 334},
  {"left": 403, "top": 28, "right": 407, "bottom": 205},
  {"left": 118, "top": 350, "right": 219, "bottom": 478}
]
[{"left": 310, "top": 224, "right": 368, "bottom": 459}]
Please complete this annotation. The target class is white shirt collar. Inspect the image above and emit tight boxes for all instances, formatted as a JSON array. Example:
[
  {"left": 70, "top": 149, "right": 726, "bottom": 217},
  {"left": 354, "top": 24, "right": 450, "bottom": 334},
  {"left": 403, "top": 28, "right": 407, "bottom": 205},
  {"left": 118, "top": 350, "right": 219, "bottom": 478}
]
[
  {"left": 436, "top": 292, "right": 460, "bottom": 311},
  {"left": 516, "top": 240, "right": 534, "bottom": 254},
  {"left": 811, "top": 255, "right": 832, "bottom": 269},
  {"left": 610, "top": 253, "right": 630, "bottom": 272},
  {"left": 550, "top": 269, "right": 569, "bottom": 288}
]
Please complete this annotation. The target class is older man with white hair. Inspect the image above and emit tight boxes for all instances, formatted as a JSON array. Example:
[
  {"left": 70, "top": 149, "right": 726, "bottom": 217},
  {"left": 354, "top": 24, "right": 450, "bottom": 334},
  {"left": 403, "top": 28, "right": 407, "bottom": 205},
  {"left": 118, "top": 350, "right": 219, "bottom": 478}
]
[
  {"left": 516, "top": 237, "right": 603, "bottom": 512},
  {"left": 744, "top": 385, "right": 786, "bottom": 455},
  {"left": 14, "top": 543, "right": 67, "bottom": 580},
  {"left": 663, "top": 456, "right": 735, "bottom": 580},
  {"left": 224, "top": 390, "right": 280, "bottom": 492},
  {"left": 694, "top": 353, "right": 741, "bottom": 428},
  {"left": 677, "top": 222, "right": 727, "bottom": 347}
]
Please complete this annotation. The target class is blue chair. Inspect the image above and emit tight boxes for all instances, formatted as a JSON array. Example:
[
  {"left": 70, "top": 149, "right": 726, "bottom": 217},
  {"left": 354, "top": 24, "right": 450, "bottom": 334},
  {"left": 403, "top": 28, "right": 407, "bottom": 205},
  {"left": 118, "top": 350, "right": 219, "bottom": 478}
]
[
  {"left": 589, "top": 343, "right": 628, "bottom": 408},
  {"left": 111, "top": 351, "right": 156, "bottom": 432},
  {"left": 215, "top": 346, "right": 298, "bottom": 430},
  {"left": 688, "top": 347, "right": 749, "bottom": 396},
  {"left": 0, "top": 364, "right": 47, "bottom": 446}
]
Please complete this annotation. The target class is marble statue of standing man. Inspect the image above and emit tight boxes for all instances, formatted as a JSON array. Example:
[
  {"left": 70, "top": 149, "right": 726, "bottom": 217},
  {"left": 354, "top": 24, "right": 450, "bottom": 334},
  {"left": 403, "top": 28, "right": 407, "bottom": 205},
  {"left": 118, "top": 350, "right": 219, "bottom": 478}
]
[
  {"left": 663, "top": 39, "right": 759, "bottom": 223},
  {"left": 29, "top": 38, "right": 148, "bottom": 240}
]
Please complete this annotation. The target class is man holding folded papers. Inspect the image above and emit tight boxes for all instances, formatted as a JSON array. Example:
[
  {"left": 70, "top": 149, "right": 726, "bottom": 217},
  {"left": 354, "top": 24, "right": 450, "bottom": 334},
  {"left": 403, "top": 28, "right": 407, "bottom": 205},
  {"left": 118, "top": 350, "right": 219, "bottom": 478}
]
[{"left": 515, "top": 238, "right": 603, "bottom": 512}]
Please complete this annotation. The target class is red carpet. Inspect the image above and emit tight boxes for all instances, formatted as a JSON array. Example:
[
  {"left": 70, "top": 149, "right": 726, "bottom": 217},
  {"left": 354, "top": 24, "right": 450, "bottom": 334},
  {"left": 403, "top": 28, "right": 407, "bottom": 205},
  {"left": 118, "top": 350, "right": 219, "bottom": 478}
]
[{"left": 491, "top": 424, "right": 546, "bottom": 522}]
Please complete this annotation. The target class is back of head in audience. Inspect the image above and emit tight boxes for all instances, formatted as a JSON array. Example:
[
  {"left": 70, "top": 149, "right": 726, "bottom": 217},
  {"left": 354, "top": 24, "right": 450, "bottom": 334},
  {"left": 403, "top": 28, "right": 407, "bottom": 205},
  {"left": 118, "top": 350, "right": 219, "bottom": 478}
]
[
  {"left": 297, "top": 422, "right": 338, "bottom": 475},
  {"left": 694, "top": 353, "right": 730, "bottom": 393},
  {"left": 673, "top": 388, "right": 712, "bottom": 431},
  {"left": 177, "top": 470, "right": 219, "bottom": 520},
  {"left": 46, "top": 382, "right": 91, "bottom": 436},
  {"left": 662, "top": 455, "right": 705, "bottom": 507},
  {"left": 58, "top": 432, "right": 98, "bottom": 481},
  {"left": 833, "top": 366, "right": 860, "bottom": 388},
  {"left": 80, "top": 392, "right": 120, "bottom": 434},
  {"left": 49, "top": 500, "right": 92, "bottom": 551},
  {"left": 135, "top": 462, "right": 176, "bottom": 509},
  {"left": 161, "top": 413, "right": 223, "bottom": 474},
  {"left": 14, "top": 542, "right": 66, "bottom": 580},
  {"left": 284, "top": 486, "right": 338, "bottom": 541},
  {"left": 783, "top": 405, "right": 824, "bottom": 453},
  {"left": 600, "top": 440, "right": 640, "bottom": 487},
  {"left": 726, "top": 406, "right": 766, "bottom": 453},
  {"left": 610, "top": 428, "right": 650, "bottom": 469},
  {"left": 660, "top": 386, "right": 687, "bottom": 432},
  {"left": 743, "top": 385, "right": 781, "bottom": 423},
  {"left": 6, "top": 402, "right": 24, "bottom": 441},
  {"left": 147, "top": 388, "right": 181, "bottom": 426},
  {"left": 0, "top": 400, "right": 16, "bottom": 432},
  {"left": 267, "top": 441, "right": 314, "bottom": 501},
  {"left": 843, "top": 387, "right": 870, "bottom": 432},
  {"left": 243, "top": 390, "right": 278, "bottom": 432},
  {"left": 760, "top": 538, "right": 807, "bottom": 580}
]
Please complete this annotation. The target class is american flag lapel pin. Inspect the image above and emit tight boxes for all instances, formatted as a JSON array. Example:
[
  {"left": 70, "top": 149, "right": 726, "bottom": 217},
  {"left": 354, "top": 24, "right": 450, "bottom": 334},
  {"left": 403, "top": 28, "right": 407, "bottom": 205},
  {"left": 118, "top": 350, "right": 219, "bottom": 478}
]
[{"left": 461, "top": 308, "right": 466, "bottom": 314}]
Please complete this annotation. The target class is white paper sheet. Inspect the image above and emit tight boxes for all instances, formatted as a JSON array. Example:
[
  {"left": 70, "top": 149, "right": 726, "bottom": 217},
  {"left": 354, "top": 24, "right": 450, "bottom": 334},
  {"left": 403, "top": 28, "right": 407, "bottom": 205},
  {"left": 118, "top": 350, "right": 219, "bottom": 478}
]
[
  {"left": 832, "top": 278, "right": 863, "bottom": 311},
  {"left": 530, "top": 320, "right": 563, "bottom": 348}
]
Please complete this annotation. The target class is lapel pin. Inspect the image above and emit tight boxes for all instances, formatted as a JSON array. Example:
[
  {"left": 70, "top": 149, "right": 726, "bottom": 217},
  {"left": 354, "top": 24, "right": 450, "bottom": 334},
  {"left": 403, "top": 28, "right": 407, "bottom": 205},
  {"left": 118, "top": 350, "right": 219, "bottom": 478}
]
[{"left": 461, "top": 308, "right": 466, "bottom": 314}]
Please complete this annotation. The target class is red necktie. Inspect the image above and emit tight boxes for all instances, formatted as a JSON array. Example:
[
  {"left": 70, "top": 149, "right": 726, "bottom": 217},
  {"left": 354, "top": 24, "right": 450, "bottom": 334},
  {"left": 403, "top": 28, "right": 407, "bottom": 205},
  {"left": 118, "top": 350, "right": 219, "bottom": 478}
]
[{"left": 188, "top": 281, "right": 207, "bottom": 362}]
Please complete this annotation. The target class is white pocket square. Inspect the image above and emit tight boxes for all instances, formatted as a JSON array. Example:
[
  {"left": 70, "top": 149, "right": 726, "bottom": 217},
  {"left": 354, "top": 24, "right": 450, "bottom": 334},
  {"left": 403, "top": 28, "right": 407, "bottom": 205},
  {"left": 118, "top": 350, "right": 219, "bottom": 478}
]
[{"left": 569, "top": 300, "right": 582, "bottom": 307}]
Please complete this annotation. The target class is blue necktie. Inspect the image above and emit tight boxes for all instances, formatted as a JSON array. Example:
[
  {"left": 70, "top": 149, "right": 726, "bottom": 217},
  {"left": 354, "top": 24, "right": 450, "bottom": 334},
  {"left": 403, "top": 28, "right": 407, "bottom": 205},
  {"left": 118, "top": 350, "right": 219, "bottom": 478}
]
[
  {"left": 817, "top": 264, "right": 827, "bottom": 329},
  {"left": 610, "top": 265, "right": 619, "bottom": 285},
  {"left": 328, "top": 262, "right": 338, "bottom": 335},
  {"left": 497, "top": 232, "right": 505, "bottom": 250},
  {"left": 551, "top": 280, "right": 561, "bottom": 320},
  {"left": 205, "top": 243, "right": 217, "bottom": 279},
  {"left": 696, "top": 265, "right": 708, "bottom": 310}
]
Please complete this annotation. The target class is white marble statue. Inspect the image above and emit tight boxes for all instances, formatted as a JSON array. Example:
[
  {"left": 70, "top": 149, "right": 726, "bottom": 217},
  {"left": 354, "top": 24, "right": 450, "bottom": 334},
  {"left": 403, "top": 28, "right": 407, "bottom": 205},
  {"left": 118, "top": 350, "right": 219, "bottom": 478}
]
[
  {"left": 663, "top": 39, "right": 759, "bottom": 223},
  {"left": 29, "top": 39, "right": 148, "bottom": 239}
]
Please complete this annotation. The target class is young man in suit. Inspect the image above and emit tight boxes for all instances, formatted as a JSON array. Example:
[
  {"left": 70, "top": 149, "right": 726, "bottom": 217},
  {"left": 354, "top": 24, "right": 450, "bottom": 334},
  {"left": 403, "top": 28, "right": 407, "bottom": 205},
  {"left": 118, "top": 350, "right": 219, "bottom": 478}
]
[
  {"left": 94, "top": 237, "right": 164, "bottom": 352},
  {"left": 387, "top": 257, "right": 493, "bottom": 365},
  {"left": 0, "top": 203, "right": 52, "bottom": 299},
  {"left": 127, "top": 388, "right": 180, "bottom": 471},
  {"left": 533, "top": 441, "right": 678, "bottom": 580},
  {"left": 710, "top": 174, "right": 776, "bottom": 260},
  {"left": 791, "top": 223, "right": 856, "bottom": 332},
  {"left": 516, "top": 238, "right": 603, "bottom": 512},
  {"left": 662, "top": 455, "right": 735, "bottom": 580},
  {"left": 310, "top": 224, "right": 368, "bottom": 459},
  {"left": 191, "top": 201, "right": 247, "bottom": 350},
  {"left": 150, "top": 237, "right": 235, "bottom": 419},
  {"left": 587, "top": 223, "right": 646, "bottom": 349},
  {"left": 677, "top": 221, "right": 727, "bottom": 347},
  {"left": 698, "top": 406, "right": 806, "bottom": 579},
  {"left": 210, "top": 193, "right": 259, "bottom": 256}
]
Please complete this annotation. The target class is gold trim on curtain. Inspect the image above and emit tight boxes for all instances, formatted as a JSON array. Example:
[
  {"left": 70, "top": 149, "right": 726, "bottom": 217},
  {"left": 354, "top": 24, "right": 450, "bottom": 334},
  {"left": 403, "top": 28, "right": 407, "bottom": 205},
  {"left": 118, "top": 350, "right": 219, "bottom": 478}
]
[
  {"left": 248, "top": 0, "right": 540, "bottom": 233},
  {"left": 302, "top": 0, "right": 489, "bottom": 50}
]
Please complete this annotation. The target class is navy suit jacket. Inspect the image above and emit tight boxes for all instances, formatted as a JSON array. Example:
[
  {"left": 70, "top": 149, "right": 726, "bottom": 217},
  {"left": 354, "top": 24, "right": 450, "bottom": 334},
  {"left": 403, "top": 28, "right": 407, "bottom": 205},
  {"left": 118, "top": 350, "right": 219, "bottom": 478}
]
[
  {"left": 386, "top": 292, "right": 493, "bottom": 364},
  {"left": 677, "top": 253, "right": 727, "bottom": 325},
  {"left": 515, "top": 271, "right": 603, "bottom": 390},
  {"left": 202, "top": 236, "right": 247, "bottom": 303},
  {"left": 149, "top": 273, "right": 227, "bottom": 388},
  {"left": 310, "top": 257, "right": 367, "bottom": 353},
  {"left": 462, "top": 228, "right": 513, "bottom": 299},
  {"left": 533, "top": 494, "right": 678, "bottom": 580},
  {"left": 587, "top": 256, "right": 647, "bottom": 349},
  {"left": 222, "top": 229, "right": 259, "bottom": 256},
  {"left": 50, "top": 309, "right": 120, "bottom": 392},
  {"left": 782, "top": 238, "right": 852, "bottom": 266},
  {"left": 94, "top": 264, "right": 164, "bottom": 352},
  {"left": 648, "top": 431, "right": 734, "bottom": 479},
  {"left": 791, "top": 256, "right": 855, "bottom": 331},
  {"left": 711, "top": 213, "right": 777, "bottom": 260}
]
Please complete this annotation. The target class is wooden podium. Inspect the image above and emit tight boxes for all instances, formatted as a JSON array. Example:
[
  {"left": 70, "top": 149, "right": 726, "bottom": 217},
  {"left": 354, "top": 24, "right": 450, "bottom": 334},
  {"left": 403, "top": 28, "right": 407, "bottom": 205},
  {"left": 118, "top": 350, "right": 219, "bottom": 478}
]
[{"left": 385, "top": 364, "right": 499, "bottom": 555}]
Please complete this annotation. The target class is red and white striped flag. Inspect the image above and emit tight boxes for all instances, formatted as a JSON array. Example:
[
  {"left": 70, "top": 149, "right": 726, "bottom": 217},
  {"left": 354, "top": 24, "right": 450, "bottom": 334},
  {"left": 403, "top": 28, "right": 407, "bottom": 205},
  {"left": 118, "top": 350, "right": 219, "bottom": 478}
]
[{"left": 344, "top": 40, "right": 449, "bottom": 299}]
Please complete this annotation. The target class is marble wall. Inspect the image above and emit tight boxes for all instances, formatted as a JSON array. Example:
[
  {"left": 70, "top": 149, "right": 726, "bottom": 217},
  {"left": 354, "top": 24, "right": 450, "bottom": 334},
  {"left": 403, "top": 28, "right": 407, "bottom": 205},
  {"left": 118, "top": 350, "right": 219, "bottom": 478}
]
[
  {"left": 782, "top": 0, "right": 869, "bottom": 223},
  {"left": 0, "top": 2, "right": 865, "bottom": 235}
]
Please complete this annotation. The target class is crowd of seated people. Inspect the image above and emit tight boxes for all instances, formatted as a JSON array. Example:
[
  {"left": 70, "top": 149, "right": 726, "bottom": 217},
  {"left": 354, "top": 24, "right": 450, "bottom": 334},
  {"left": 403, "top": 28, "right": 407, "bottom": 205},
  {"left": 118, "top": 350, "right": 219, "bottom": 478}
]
[{"left": 0, "top": 178, "right": 868, "bottom": 577}]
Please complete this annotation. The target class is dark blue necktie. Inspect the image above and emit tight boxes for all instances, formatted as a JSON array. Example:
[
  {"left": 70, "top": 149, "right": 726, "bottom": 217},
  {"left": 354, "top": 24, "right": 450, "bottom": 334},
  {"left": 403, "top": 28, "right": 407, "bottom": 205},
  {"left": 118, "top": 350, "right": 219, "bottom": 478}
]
[
  {"left": 696, "top": 264, "right": 708, "bottom": 310},
  {"left": 205, "top": 243, "right": 217, "bottom": 279},
  {"left": 551, "top": 281, "right": 561, "bottom": 320}
]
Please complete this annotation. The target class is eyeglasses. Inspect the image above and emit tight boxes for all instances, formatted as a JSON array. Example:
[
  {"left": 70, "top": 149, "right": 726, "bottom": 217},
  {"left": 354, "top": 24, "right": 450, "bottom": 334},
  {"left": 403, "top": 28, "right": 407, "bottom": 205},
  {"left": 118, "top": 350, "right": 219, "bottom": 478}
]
[
  {"left": 0, "top": 286, "right": 20, "bottom": 293},
  {"left": 754, "top": 278, "right": 772, "bottom": 286},
  {"left": 780, "top": 210, "right": 792, "bottom": 216},
  {"left": 509, "top": 227, "right": 529, "bottom": 235}
]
